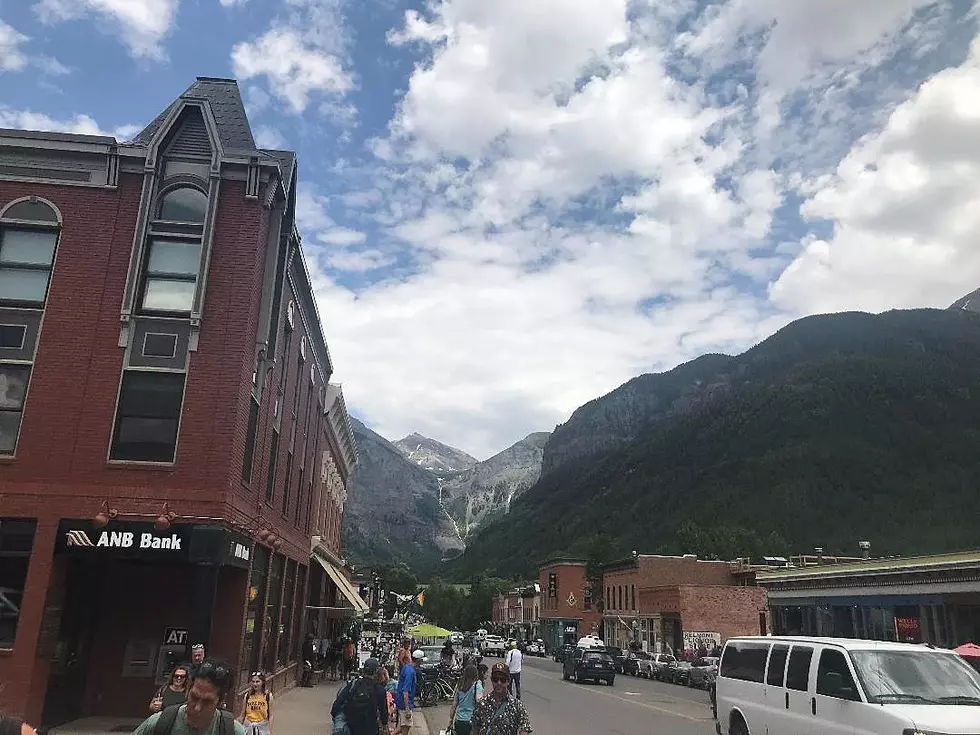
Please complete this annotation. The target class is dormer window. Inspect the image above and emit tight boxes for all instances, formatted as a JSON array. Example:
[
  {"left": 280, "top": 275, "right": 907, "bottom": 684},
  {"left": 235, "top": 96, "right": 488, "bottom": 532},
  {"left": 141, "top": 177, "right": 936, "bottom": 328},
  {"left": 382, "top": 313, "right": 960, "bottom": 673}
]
[
  {"left": 139, "top": 185, "right": 209, "bottom": 315},
  {"left": 158, "top": 186, "right": 207, "bottom": 223}
]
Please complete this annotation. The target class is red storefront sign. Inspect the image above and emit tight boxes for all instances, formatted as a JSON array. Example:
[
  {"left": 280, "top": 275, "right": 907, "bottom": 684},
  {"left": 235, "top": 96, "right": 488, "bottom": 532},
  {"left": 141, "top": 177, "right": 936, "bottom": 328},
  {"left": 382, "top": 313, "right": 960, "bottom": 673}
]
[{"left": 894, "top": 616, "right": 922, "bottom": 643}]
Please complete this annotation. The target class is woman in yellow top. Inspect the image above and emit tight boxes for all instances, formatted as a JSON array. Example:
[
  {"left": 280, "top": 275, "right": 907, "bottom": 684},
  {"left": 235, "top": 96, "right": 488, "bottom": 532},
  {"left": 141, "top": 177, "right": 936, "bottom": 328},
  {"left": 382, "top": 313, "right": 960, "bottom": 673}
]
[{"left": 239, "top": 671, "right": 274, "bottom": 735}]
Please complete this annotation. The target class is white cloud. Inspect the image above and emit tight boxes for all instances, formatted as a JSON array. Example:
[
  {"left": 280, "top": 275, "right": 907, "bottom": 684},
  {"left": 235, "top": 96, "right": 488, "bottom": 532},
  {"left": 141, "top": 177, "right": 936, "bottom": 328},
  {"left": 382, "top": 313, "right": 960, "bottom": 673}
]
[
  {"left": 254, "top": 125, "right": 287, "bottom": 149},
  {"left": 33, "top": 55, "right": 71, "bottom": 75},
  {"left": 219, "top": 0, "right": 246, "bottom": 6},
  {"left": 231, "top": 0, "right": 353, "bottom": 115},
  {"left": 771, "top": 35, "right": 980, "bottom": 314},
  {"left": 0, "top": 107, "right": 137, "bottom": 139},
  {"left": 296, "top": 0, "right": 979, "bottom": 458},
  {"left": 0, "top": 20, "right": 28, "bottom": 72},
  {"left": 34, "top": 0, "right": 178, "bottom": 60}
]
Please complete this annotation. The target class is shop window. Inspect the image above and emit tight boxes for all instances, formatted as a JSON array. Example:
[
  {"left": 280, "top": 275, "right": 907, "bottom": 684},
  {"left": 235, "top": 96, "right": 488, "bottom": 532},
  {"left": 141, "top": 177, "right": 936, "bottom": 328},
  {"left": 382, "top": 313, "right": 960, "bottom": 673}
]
[
  {"left": 110, "top": 370, "right": 184, "bottom": 462},
  {"left": 0, "top": 363, "right": 30, "bottom": 455},
  {"left": 264, "top": 554, "right": 284, "bottom": 672},
  {"left": 0, "top": 519, "right": 37, "bottom": 648},
  {"left": 631, "top": 584, "right": 635, "bottom": 610},
  {"left": 291, "top": 351, "right": 303, "bottom": 417},
  {"left": 0, "top": 199, "right": 60, "bottom": 308},
  {"left": 242, "top": 397, "right": 259, "bottom": 484},
  {"left": 240, "top": 544, "right": 269, "bottom": 686},
  {"left": 280, "top": 561, "right": 297, "bottom": 664}
]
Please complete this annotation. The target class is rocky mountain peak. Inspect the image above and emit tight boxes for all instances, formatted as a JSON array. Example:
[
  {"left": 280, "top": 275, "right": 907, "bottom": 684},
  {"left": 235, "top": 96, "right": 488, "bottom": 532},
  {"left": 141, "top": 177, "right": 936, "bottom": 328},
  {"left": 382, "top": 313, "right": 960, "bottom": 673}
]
[
  {"left": 394, "top": 432, "right": 478, "bottom": 475},
  {"left": 950, "top": 287, "right": 980, "bottom": 313}
]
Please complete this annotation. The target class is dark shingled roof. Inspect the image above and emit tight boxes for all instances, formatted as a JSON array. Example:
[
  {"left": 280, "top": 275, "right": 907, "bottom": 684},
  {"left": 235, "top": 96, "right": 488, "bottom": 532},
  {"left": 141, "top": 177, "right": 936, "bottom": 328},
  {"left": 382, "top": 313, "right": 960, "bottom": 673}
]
[
  {"left": 133, "top": 77, "right": 256, "bottom": 151},
  {"left": 259, "top": 149, "right": 296, "bottom": 191}
]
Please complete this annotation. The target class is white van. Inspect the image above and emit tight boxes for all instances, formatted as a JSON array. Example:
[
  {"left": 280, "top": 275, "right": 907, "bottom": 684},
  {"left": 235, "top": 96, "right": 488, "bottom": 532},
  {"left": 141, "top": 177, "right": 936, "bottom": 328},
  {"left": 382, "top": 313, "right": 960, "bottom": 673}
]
[{"left": 715, "top": 636, "right": 980, "bottom": 735}]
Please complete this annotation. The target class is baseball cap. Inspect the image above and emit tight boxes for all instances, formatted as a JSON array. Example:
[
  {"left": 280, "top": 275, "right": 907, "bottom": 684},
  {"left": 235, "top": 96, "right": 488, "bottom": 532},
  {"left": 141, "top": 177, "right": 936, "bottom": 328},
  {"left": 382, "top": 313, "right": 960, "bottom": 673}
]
[
  {"left": 362, "top": 658, "right": 380, "bottom": 675},
  {"left": 491, "top": 662, "right": 510, "bottom": 677},
  {"left": 191, "top": 643, "right": 205, "bottom": 651},
  {"left": 412, "top": 649, "right": 425, "bottom": 660}
]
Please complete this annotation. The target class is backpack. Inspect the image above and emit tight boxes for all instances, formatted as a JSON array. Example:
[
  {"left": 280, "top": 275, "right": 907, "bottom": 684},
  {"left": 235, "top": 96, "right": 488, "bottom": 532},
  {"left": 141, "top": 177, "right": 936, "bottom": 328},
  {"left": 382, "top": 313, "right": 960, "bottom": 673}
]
[
  {"left": 154, "top": 704, "right": 235, "bottom": 735},
  {"left": 342, "top": 677, "right": 376, "bottom": 733}
]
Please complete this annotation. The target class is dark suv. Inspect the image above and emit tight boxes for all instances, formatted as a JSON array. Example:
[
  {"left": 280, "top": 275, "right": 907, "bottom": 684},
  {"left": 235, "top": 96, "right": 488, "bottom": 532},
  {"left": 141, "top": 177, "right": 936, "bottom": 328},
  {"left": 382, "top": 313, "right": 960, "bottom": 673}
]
[{"left": 563, "top": 648, "right": 615, "bottom": 685}]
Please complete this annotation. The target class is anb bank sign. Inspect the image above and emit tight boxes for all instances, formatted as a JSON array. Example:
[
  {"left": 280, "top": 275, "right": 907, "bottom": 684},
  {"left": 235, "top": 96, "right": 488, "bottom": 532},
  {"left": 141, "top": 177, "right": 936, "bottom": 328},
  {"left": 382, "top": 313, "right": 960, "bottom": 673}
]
[
  {"left": 57, "top": 520, "right": 187, "bottom": 557},
  {"left": 66, "top": 528, "right": 182, "bottom": 550}
]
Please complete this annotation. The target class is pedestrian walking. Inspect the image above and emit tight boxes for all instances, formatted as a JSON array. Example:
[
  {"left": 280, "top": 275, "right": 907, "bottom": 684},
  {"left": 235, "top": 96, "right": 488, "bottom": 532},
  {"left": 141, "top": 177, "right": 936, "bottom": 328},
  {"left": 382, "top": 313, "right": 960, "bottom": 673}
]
[
  {"left": 394, "top": 650, "right": 422, "bottom": 734},
  {"left": 238, "top": 672, "right": 274, "bottom": 735},
  {"left": 446, "top": 664, "right": 483, "bottom": 735},
  {"left": 504, "top": 643, "right": 523, "bottom": 700},
  {"left": 188, "top": 644, "right": 207, "bottom": 680},
  {"left": 470, "top": 663, "right": 532, "bottom": 735},
  {"left": 343, "top": 639, "right": 358, "bottom": 678},
  {"left": 332, "top": 657, "right": 388, "bottom": 735},
  {"left": 133, "top": 659, "right": 246, "bottom": 734},
  {"left": 149, "top": 665, "right": 190, "bottom": 714}
]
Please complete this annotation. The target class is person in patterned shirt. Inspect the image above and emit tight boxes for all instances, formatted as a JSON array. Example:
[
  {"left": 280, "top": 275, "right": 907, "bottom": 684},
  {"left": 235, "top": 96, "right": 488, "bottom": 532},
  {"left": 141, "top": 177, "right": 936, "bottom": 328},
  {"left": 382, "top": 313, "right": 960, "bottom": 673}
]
[{"left": 471, "top": 662, "right": 532, "bottom": 735}]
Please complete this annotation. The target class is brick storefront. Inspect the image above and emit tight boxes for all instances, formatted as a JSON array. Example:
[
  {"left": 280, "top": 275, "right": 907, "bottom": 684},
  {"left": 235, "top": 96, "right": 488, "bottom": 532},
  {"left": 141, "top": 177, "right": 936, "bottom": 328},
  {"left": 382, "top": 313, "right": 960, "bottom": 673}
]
[
  {"left": 602, "top": 554, "right": 767, "bottom": 653},
  {"left": 538, "top": 559, "right": 602, "bottom": 651},
  {"left": 0, "top": 78, "right": 358, "bottom": 728}
]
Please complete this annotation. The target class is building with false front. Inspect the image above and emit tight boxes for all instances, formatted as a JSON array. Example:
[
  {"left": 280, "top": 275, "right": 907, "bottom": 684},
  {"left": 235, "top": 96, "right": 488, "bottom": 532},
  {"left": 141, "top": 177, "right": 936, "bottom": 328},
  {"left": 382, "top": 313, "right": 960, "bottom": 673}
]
[
  {"left": 758, "top": 549, "right": 980, "bottom": 647},
  {"left": 0, "top": 77, "right": 361, "bottom": 728},
  {"left": 601, "top": 554, "right": 768, "bottom": 654},
  {"left": 538, "top": 558, "right": 602, "bottom": 651}
]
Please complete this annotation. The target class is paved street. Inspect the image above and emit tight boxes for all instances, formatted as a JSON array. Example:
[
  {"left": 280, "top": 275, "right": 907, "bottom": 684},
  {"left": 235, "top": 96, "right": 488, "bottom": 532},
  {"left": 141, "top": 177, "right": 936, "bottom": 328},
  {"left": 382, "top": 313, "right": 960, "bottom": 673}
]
[{"left": 427, "top": 656, "right": 717, "bottom": 735}]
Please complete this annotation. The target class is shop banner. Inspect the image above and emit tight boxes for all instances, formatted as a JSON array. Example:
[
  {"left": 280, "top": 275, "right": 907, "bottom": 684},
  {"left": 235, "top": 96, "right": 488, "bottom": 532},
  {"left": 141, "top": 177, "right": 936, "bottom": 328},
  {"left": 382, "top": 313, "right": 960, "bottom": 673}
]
[
  {"left": 895, "top": 616, "right": 922, "bottom": 643},
  {"left": 683, "top": 631, "right": 721, "bottom": 651}
]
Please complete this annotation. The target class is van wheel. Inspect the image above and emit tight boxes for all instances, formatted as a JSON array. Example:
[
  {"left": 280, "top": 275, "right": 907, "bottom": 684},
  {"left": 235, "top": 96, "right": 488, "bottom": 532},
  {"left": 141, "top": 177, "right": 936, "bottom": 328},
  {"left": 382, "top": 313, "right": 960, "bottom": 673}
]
[{"left": 729, "top": 714, "right": 749, "bottom": 735}]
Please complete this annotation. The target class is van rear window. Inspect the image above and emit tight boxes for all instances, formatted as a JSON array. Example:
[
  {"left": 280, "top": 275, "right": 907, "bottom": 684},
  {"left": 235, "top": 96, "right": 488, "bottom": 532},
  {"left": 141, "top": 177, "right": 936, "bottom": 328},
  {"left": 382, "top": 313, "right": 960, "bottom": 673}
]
[{"left": 720, "top": 641, "right": 769, "bottom": 683}]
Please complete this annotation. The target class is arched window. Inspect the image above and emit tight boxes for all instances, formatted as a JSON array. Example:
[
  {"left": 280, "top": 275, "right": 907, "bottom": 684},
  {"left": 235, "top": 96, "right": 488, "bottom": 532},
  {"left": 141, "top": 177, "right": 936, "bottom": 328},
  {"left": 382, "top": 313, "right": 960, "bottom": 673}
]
[
  {"left": 158, "top": 186, "right": 207, "bottom": 223},
  {"left": 0, "top": 198, "right": 61, "bottom": 307}
]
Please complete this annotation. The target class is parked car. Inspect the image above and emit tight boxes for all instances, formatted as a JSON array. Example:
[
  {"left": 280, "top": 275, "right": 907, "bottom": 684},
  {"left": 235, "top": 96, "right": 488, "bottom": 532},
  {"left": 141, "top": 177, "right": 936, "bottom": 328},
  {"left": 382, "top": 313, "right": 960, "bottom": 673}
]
[
  {"left": 526, "top": 639, "right": 546, "bottom": 657},
  {"left": 664, "top": 659, "right": 692, "bottom": 685},
  {"left": 554, "top": 644, "right": 575, "bottom": 663},
  {"left": 643, "top": 653, "right": 676, "bottom": 680},
  {"left": 716, "top": 636, "right": 980, "bottom": 735},
  {"left": 483, "top": 636, "right": 506, "bottom": 656},
  {"left": 688, "top": 656, "right": 720, "bottom": 689},
  {"left": 653, "top": 653, "right": 677, "bottom": 681},
  {"left": 622, "top": 650, "right": 651, "bottom": 676},
  {"left": 563, "top": 647, "right": 616, "bottom": 686},
  {"left": 603, "top": 646, "right": 628, "bottom": 673},
  {"left": 576, "top": 635, "right": 604, "bottom": 649}
]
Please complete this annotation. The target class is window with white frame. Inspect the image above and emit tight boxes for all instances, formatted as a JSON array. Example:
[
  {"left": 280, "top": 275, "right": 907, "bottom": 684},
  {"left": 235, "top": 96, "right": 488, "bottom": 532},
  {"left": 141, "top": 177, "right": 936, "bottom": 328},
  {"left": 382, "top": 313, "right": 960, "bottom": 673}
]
[
  {"left": 0, "top": 199, "right": 60, "bottom": 308},
  {"left": 139, "top": 186, "right": 207, "bottom": 314}
]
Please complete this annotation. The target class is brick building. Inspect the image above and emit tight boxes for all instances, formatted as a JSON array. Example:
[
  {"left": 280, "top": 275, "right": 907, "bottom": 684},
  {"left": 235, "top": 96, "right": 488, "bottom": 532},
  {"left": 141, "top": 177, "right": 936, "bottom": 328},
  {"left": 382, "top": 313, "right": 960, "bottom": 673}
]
[
  {"left": 538, "top": 558, "right": 602, "bottom": 651},
  {"left": 491, "top": 583, "right": 541, "bottom": 640},
  {"left": 602, "top": 554, "right": 767, "bottom": 654},
  {"left": 0, "top": 78, "right": 361, "bottom": 728}
]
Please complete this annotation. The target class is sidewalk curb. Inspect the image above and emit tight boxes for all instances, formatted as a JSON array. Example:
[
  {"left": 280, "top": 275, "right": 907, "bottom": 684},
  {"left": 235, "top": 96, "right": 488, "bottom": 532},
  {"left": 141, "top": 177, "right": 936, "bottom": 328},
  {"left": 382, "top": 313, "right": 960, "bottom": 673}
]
[{"left": 415, "top": 708, "right": 432, "bottom": 735}]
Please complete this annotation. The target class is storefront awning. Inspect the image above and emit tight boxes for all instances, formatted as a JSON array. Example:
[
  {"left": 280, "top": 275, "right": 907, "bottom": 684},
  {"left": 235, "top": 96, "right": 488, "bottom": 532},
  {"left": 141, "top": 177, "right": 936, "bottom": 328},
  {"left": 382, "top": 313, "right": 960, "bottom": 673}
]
[{"left": 312, "top": 553, "right": 369, "bottom": 614}]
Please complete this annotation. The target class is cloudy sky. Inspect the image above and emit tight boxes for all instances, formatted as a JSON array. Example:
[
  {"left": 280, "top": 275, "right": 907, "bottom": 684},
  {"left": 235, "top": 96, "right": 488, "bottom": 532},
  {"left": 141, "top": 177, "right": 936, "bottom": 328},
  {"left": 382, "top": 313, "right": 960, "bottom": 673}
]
[{"left": 2, "top": 0, "right": 979, "bottom": 458}]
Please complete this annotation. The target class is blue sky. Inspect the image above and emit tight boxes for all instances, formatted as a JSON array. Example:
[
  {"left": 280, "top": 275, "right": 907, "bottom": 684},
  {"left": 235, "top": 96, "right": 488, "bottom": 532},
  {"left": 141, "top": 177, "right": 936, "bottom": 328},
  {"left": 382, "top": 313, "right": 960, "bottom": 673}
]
[{"left": 2, "top": 0, "right": 979, "bottom": 458}]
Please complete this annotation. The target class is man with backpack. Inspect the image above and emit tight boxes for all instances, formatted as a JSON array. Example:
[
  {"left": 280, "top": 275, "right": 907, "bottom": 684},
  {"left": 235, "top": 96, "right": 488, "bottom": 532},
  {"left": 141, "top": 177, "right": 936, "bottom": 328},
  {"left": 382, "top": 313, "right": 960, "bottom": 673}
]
[
  {"left": 133, "top": 659, "right": 246, "bottom": 735},
  {"left": 331, "top": 658, "right": 388, "bottom": 735}
]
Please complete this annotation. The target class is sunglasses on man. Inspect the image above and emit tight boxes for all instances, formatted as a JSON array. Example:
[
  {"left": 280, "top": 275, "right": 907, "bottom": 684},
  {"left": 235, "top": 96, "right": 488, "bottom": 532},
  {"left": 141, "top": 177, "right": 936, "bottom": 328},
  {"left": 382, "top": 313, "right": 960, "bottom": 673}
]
[{"left": 490, "top": 675, "right": 509, "bottom": 683}]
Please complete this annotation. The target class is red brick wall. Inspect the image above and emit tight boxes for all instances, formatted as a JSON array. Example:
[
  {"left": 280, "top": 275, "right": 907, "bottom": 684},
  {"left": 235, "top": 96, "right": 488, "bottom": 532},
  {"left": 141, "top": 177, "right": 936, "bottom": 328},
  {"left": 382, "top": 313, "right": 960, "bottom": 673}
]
[
  {"left": 0, "top": 170, "right": 326, "bottom": 719},
  {"left": 677, "top": 585, "right": 768, "bottom": 642},
  {"left": 538, "top": 563, "right": 602, "bottom": 634},
  {"left": 604, "top": 556, "right": 736, "bottom": 614}
]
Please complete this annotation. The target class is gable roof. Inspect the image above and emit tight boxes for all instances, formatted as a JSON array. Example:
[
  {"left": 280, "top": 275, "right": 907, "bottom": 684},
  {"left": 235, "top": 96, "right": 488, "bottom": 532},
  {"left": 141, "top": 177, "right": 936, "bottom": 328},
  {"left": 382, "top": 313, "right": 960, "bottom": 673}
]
[{"left": 132, "top": 77, "right": 256, "bottom": 151}]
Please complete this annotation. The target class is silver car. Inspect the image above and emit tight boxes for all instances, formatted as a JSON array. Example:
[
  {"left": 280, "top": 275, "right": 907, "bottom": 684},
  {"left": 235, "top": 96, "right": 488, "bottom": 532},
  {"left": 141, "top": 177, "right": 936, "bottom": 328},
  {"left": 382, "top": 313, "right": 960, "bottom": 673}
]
[
  {"left": 688, "top": 656, "right": 720, "bottom": 688},
  {"left": 639, "top": 652, "right": 675, "bottom": 679}
]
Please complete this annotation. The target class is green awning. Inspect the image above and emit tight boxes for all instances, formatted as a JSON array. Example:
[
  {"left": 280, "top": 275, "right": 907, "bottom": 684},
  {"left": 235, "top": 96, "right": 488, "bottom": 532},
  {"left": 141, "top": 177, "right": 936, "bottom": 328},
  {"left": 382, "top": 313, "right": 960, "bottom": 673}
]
[{"left": 408, "top": 623, "right": 452, "bottom": 638}]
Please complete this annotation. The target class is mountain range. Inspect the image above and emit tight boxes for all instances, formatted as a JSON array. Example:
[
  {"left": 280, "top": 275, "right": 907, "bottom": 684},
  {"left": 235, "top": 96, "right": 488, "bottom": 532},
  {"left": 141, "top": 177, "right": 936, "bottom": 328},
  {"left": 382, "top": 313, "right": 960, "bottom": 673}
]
[
  {"left": 345, "top": 291, "right": 980, "bottom": 579},
  {"left": 342, "top": 423, "right": 550, "bottom": 573},
  {"left": 450, "top": 298, "right": 980, "bottom": 578}
]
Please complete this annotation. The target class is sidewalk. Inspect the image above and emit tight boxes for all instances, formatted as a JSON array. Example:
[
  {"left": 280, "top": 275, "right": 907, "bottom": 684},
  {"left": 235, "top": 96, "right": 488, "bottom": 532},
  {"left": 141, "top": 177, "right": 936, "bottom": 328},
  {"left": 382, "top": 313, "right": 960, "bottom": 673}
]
[{"left": 273, "top": 681, "right": 433, "bottom": 735}]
